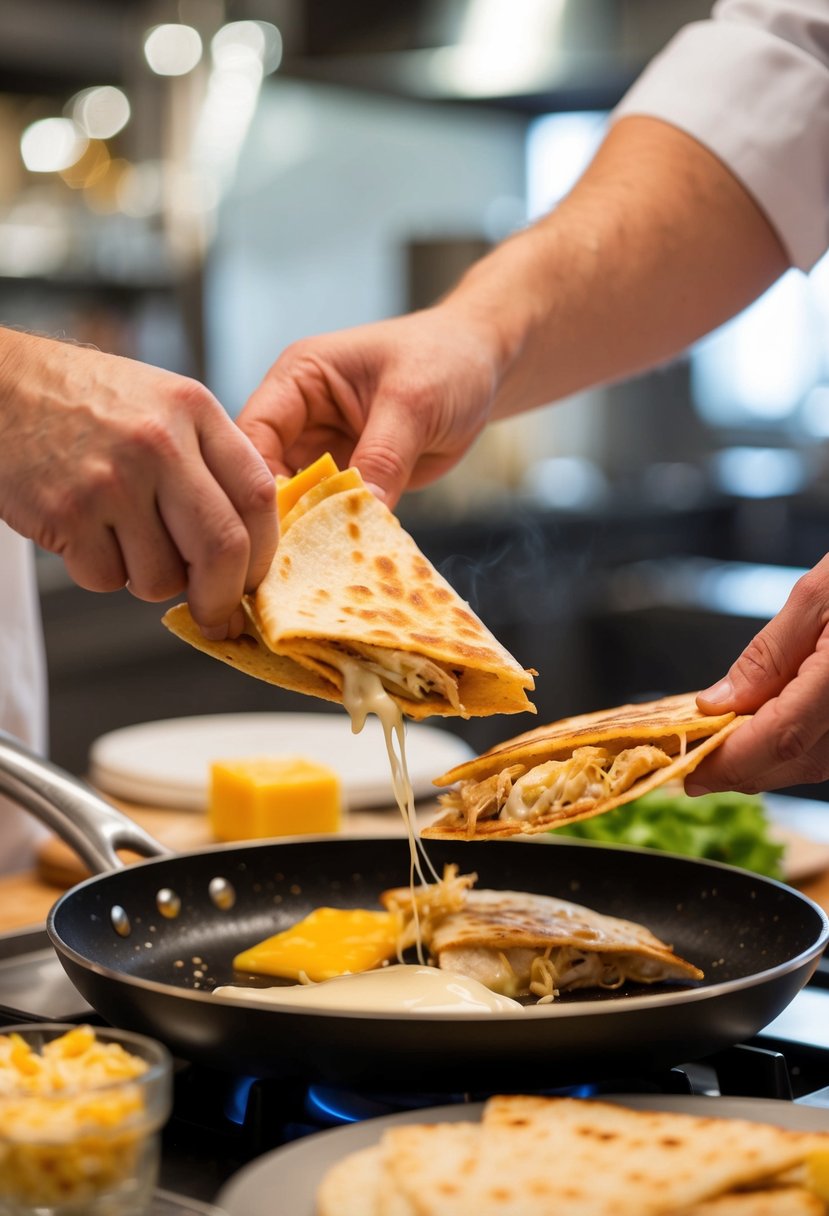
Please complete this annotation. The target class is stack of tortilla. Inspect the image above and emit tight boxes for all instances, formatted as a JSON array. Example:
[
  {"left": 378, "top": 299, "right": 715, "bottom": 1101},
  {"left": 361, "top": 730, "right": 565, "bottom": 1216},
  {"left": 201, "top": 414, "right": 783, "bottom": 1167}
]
[
  {"left": 163, "top": 456, "right": 535, "bottom": 721},
  {"left": 424, "top": 692, "right": 749, "bottom": 839},
  {"left": 317, "top": 1095, "right": 829, "bottom": 1215}
]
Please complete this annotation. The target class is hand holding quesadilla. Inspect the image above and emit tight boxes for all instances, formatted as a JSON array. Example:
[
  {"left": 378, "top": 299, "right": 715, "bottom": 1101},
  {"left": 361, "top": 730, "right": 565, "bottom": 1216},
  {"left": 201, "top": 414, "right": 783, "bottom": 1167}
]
[
  {"left": 163, "top": 454, "right": 535, "bottom": 721},
  {"left": 425, "top": 692, "right": 749, "bottom": 840}
]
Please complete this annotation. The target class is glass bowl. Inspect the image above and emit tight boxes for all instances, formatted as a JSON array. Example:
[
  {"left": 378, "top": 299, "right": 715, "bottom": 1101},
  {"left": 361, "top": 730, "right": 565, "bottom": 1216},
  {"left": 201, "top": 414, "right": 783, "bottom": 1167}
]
[{"left": 0, "top": 1022, "right": 172, "bottom": 1216}]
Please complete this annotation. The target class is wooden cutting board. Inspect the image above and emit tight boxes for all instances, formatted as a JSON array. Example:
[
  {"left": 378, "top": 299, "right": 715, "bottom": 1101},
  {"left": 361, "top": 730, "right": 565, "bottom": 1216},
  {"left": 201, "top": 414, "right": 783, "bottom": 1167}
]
[{"left": 34, "top": 798, "right": 427, "bottom": 888}]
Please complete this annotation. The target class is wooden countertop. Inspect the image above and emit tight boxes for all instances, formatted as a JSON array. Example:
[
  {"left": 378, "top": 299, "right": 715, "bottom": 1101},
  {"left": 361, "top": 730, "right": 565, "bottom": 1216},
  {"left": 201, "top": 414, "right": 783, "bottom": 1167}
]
[
  {"left": 2, "top": 798, "right": 829, "bottom": 935},
  {"left": 0, "top": 799, "right": 435, "bottom": 933}
]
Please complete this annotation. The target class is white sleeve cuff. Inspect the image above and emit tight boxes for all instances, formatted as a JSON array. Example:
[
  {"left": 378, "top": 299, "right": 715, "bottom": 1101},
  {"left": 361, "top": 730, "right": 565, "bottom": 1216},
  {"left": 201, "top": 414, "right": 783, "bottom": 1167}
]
[{"left": 612, "top": 16, "right": 829, "bottom": 271}]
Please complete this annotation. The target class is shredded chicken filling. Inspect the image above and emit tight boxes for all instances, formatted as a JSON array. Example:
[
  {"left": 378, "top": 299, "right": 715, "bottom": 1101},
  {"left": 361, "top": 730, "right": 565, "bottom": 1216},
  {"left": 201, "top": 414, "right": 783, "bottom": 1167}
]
[
  {"left": 439, "top": 744, "right": 674, "bottom": 830},
  {"left": 384, "top": 864, "right": 476, "bottom": 957},
  {"left": 438, "top": 944, "right": 628, "bottom": 1001},
  {"left": 329, "top": 641, "right": 462, "bottom": 710},
  {"left": 381, "top": 866, "right": 702, "bottom": 1007}
]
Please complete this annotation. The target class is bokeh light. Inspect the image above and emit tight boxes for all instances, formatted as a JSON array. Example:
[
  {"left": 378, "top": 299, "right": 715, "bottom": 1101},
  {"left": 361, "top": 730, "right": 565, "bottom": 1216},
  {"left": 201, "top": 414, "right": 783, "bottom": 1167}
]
[
  {"left": 71, "top": 86, "right": 131, "bottom": 140},
  {"left": 20, "top": 117, "right": 87, "bottom": 173},
  {"left": 144, "top": 24, "right": 203, "bottom": 76}
]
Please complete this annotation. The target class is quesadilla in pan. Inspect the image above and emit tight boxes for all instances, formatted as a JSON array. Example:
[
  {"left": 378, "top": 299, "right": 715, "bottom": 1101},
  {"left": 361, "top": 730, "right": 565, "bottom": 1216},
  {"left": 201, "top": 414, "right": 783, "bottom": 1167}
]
[
  {"left": 380, "top": 865, "right": 703, "bottom": 1002},
  {"left": 163, "top": 454, "right": 535, "bottom": 721},
  {"left": 424, "top": 692, "right": 749, "bottom": 840}
]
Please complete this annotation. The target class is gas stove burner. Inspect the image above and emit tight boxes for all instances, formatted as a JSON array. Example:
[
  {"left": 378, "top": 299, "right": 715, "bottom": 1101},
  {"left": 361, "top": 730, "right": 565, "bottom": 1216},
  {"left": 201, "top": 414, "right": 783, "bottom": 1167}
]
[{"left": 304, "top": 1082, "right": 601, "bottom": 1127}]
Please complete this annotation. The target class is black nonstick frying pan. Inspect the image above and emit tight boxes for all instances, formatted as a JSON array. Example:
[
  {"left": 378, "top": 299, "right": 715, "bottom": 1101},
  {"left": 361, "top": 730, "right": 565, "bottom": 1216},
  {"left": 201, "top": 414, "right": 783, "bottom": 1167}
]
[{"left": 1, "top": 731, "right": 826, "bottom": 1091}]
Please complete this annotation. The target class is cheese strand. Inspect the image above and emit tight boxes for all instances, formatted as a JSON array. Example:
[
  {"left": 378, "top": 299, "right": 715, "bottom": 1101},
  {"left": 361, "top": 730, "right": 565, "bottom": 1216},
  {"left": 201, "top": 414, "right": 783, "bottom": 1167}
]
[{"left": 339, "top": 661, "right": 439, "bottom": 963}]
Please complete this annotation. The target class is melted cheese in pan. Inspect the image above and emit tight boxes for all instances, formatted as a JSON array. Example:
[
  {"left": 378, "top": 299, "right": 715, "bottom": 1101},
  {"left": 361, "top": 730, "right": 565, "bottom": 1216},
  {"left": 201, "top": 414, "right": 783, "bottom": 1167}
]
[{"left": 214, "top": 965, "right": 523, "bottom": 1014}]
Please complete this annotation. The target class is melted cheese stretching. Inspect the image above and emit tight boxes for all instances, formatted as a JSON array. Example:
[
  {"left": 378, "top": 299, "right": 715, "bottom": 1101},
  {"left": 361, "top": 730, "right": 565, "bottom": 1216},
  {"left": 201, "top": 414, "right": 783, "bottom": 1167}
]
[{"left": 339, "top": 658, "right": 438, "bottom": 962}]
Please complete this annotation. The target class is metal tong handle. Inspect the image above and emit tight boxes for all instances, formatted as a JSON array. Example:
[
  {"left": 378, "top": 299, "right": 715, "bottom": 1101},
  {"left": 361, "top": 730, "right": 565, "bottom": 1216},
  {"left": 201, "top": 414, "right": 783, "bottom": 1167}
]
[{"left": 0, "top": 730, "right": 170, "bottom": 874}]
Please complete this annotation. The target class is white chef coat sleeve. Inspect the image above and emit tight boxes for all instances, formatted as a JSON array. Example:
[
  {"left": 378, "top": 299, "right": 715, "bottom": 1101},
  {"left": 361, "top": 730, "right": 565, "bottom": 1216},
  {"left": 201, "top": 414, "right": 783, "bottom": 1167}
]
[
  {"left": 0, "top": 523, "right": 49, "bottom": 873},
  {"left": 611, "top": 0, "right": 829, "bottom": 271}
]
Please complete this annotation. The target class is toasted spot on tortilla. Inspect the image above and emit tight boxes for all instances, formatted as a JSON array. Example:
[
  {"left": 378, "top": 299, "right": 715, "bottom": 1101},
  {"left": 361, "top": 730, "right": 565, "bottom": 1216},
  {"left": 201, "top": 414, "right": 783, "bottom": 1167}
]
[
  {"left": 379, "top": 581, "right": 404, "bottom": 599},
  {"left": 348, "top": 522, "right": 360, "bottom": 539},
  {"left": 453, "top": 606, "right": 478, "bottom": 623},
  {"left": 375, "top": 555, "right": 397, "bottom": 575},
  {"left": 432, "top": 587, "right": 453, "bottom": 602},
  {"left": 408, "top": 591, "right": 426, "bottom": 608},
  {"left": 352, "top": 551, "right": 364, "bottom": 563},
  {"left": 346, "top": 584, "right": 372, "bottom": 599}
]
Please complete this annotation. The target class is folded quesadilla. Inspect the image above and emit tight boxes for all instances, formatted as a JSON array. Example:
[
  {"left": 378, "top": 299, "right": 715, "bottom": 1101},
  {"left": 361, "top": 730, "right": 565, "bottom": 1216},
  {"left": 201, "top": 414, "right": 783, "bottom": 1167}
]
[
  {"left": 424, "top": 692, "right": 749, "bottom": 839},
  {"left": 380, "top": 866, "right": 703, "bottom": 1002},
  {"left": 317, "top": 1094, "right": 829, "bottom": 1216},
  {"left": 163, "top": 454, "right": 535, "bottom": 721}
]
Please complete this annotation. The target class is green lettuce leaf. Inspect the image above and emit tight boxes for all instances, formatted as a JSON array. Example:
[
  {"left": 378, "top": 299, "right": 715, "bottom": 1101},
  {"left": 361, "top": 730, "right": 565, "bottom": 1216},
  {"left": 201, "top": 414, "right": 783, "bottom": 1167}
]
[{"left": 549, "top": 788, "right": 785, "bottom": 879}]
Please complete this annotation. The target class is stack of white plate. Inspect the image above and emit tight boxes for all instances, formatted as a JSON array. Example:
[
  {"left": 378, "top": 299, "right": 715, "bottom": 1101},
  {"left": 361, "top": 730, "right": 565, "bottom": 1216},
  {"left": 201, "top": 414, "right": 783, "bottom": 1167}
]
[{"left": 89, "top": 713, "right": 474, "bottom": 812}]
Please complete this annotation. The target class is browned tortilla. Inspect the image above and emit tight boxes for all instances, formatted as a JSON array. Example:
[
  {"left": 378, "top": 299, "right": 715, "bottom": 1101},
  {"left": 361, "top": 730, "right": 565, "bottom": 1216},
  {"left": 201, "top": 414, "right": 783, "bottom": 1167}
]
[
  {"left": 423, "top": 693, "right": 749, "bottom": 840},
  {"left": 164, "top": 463, "right": 536, "bottom": 721}
]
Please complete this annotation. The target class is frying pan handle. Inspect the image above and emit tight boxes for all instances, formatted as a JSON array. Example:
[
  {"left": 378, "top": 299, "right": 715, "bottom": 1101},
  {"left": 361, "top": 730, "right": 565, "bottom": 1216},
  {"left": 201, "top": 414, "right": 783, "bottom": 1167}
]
[{"left": 0, "top": 730, "right": 170, "bottom": 873}]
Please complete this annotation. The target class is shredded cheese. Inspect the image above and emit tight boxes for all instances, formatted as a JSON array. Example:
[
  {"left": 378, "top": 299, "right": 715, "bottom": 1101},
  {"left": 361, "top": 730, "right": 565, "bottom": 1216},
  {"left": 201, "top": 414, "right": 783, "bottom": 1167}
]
[{"left": 0, "top": 1026, "right": 152, "bottom": 1208}]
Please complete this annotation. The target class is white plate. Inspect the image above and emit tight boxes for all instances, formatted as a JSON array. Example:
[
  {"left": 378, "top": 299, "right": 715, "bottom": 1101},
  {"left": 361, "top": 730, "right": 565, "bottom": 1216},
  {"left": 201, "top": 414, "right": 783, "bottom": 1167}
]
[
  {"left": 89, "top": 713, "right": 473, "bottom": 811},
  {"left": 215, "top": 1094, "right": 829, "bottom": 1215}
]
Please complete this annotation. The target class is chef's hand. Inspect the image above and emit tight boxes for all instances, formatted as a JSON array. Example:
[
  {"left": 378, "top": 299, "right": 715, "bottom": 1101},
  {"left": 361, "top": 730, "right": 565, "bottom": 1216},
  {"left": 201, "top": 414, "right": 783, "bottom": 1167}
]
[
  {"left": 237, "top": 305, "right": 502, "bottom": 507},
  {"left": 688, "top": 554, "right": 829, "bottom": 795},
  {"left": 0, "top": 330, "right": 277, "bottom": 639}
]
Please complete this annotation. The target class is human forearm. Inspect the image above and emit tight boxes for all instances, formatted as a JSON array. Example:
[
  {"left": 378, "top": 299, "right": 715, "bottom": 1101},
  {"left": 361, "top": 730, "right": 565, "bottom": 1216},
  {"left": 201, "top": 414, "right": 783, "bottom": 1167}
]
[
  {"left": 441, "top": 115, "right": 789, "bottom": 420},
  {"left": 239, "top": 117, "right": 789, "bottom": 506}
]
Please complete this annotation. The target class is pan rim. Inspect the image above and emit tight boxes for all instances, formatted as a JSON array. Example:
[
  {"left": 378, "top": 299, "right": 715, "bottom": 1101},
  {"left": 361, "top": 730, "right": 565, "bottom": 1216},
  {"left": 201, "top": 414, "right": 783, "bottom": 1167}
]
[
  {"left": 42, "top": 936, "right": 828, "bottom": 1022},
  {"left": 45, "top": 836, "right": 829, "bottom": 1024}
]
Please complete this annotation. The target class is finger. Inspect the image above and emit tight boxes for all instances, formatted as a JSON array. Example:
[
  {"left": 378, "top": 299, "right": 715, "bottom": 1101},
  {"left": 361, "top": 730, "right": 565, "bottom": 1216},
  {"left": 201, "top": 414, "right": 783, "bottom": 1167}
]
[
  {"left": 238, "top": 354, "right": 318, "bottom": 476},
  {"left": 689, "top": 727, "right": 829, "bottom": 795},
  {"left": 156, "top": 455, "right": 253, "bottom": 636},
  {"left": 697, "top": 562, "right": 829, "bottom": 716},
  {"left": 350, "top": 398, "right": 426, "bottom": 508},
  {"left": 61, "top": 525, "right": 128, "bottom": 593},
  {"left": 689, "top": 630, "right": 829, "bottom": 793},
  {"left": 198, "top": 417, "right": 278, "bottom": 592},
  {"left": 115, "top": 508, "right": 188, "bottom": 603}
]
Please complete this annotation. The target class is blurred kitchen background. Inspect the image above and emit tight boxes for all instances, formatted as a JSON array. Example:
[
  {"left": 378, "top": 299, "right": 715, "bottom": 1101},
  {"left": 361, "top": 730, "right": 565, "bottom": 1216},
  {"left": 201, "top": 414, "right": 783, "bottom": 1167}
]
[{"left": 6, "top": 0, "right": 829, "bottom": 794}]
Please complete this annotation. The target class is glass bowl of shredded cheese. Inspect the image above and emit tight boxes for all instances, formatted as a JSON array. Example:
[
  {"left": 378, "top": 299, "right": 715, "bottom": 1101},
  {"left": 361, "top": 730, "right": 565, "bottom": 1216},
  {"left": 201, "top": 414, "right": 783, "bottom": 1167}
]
[{"left": 0, "top": 1023, "right": 172, "bottom": 1216}]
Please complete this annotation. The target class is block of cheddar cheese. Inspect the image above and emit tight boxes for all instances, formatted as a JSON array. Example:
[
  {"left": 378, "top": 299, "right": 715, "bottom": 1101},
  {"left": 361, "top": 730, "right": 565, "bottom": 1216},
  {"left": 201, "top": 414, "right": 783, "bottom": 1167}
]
[{"left": 208, "top": 755, "right": 342, "bottom": 841}]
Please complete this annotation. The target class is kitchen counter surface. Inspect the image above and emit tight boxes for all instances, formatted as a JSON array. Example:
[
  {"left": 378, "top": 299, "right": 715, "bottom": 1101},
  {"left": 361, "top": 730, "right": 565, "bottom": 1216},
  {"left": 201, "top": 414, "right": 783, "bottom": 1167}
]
[{"left": 0, "top": 799, "right": 438, "bottom": 933}]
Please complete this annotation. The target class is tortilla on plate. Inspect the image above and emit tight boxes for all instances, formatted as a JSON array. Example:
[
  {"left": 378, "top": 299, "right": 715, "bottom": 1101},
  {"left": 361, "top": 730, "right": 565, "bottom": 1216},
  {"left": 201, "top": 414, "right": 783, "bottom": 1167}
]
[{"left": 317, "top": 1095, "right": 829, "bottom": 1216}]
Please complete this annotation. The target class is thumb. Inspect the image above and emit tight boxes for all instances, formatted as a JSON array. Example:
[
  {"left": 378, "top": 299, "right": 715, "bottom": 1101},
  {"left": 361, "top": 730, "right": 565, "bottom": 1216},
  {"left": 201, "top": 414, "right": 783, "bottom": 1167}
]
[
  {"left": 697, "top": 588, "right": 817, "bottom": 716},
  {"left": 237, "top": 379, "right": 300, "bottom": 478},
  {"left": 351, "top": 410, "right": 422, "bottom": 510}
]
